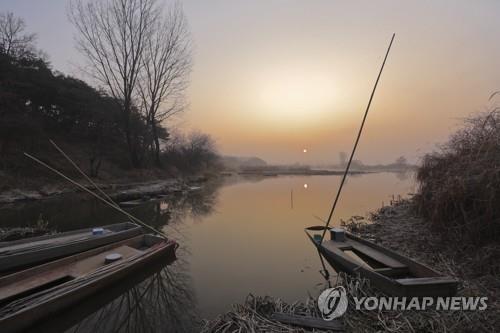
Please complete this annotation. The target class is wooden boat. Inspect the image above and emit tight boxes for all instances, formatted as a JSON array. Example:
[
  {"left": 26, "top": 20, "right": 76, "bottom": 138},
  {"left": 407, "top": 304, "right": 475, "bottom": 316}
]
[
  {"left": 0, "top": 234, "right": 177, "bottom": 333},
  {"left": 0, "top": 222, "right": 143, "bottom": 273},
  {"left": 29, "top": 259, "right": 175, "bottom": 333},
  {"left": 305, "top": 226, "right": 458, "bottom": 297}
]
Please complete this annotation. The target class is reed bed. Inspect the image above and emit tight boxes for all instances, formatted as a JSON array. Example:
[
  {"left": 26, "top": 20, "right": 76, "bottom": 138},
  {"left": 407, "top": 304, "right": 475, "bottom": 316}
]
[
  {"left": 201, "top": 295, "right": 324, "bottom": 333},
  {"left": 343, "top": 200, "right": 499, "bottom": 332},
  {"left": 414, "top": 109, "right": 500, "bottom": 247},
  {"left": 202, "top": 271, "right": 495, "bottom": 332}
]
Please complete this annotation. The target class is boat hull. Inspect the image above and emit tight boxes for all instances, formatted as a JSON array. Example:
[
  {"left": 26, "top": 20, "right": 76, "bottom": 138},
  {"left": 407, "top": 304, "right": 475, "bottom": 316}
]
[
  {"left": 306, "top": 228, "right": 458, "bottom": 297},
  {"left": 0, "top": 234, "right": 177, "bottom": 332},
  {"left": 0, "top": 222, "right": 143, "bottom": 272}
]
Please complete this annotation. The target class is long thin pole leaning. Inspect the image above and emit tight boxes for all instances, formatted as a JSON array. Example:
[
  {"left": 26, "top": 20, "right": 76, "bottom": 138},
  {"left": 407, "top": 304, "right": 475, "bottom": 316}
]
[
  {"left": 49, "top": 139, "right": 141, "bottom": 228},
  {"left": 49, "top": 139, "right": 120, "bottom": 209},
  {"left": 320, "top": 33, "right": 395, "bottom": 242},
  {"left": 24, "top": 152, "right": 168, "bottom": 239}
]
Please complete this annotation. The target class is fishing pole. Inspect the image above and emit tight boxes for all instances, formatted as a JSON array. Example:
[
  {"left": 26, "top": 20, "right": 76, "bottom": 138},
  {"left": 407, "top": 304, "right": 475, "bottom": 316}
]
[
  {"left": 49, "top": 139, "right": 143, "bottom": 229},
  {"left": 24, "top": 152, "right": 169, "bottom": 239},
  {"left": 49, "top": 139, "right": 118, "bottom": 208},
  {"left": 319, "top": 33, "right": 395, "bottom": 242}
]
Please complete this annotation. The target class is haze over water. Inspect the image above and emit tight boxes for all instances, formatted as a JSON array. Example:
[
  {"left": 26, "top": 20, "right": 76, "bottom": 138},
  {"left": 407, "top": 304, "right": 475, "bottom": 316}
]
[{"left": 0, "top": 172, "right": 413, "bottom": 329}]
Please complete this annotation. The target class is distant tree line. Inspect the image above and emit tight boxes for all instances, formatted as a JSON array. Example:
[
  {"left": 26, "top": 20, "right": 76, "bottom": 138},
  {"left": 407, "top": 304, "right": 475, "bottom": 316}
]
[
  {"left": 0, "top": 5, "right": 219, "bottom": 180},
  {"left": 337, "top": 152, "right": 413, "bottom": 172}
]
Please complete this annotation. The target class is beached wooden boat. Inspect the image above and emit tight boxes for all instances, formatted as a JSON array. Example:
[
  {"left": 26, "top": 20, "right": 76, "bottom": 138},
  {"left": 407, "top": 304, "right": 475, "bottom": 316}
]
[
  {"left": 305, "top": 226, "right": 458, "bottom": 297},
  {"left": 0, "top": 222, "right": 143, "bottom": 273},
  {"left": 0, "top": 234, "right": 177, "bottom": 332}
]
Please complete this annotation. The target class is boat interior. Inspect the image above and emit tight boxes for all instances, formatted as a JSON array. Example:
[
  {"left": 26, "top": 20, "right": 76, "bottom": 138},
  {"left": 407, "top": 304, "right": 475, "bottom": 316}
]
[
  {"left": 0, "top": 234, "right": 165, "bottom": 307},
  {"left": 305, "top": 226, "right": 456, "bottom": 284}
]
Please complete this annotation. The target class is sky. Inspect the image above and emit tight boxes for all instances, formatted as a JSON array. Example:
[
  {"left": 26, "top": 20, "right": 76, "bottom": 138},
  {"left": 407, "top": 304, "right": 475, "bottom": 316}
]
[{"left": 2, "top": 0, "right": 500, "bottom": 164}]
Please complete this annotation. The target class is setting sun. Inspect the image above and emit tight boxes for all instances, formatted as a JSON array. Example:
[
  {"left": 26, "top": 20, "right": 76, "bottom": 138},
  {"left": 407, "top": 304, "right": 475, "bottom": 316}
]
[{"left": 254, "top": 68, "right": 336, "bottom": 123}]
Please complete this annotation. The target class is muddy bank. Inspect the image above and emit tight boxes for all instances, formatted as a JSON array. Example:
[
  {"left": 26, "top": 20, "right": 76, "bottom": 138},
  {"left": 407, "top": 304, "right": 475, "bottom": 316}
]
[{"left": 0, "top": 176, "right": 208, "bottom": 205}]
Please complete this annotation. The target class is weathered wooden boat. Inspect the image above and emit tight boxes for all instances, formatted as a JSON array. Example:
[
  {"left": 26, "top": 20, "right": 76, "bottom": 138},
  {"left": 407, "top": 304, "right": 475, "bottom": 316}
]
[
  {"left": 0, "top": 234, "right": 177, "bottom": 333},
  {"left": 305, "top": 226, "right": 458, "bottom": 297},
  {"left": 0, "top": 222, "right": 143, "bottom": 273},
  {"left": 28, "top": 258, "right": 175, "bottom": 333}
]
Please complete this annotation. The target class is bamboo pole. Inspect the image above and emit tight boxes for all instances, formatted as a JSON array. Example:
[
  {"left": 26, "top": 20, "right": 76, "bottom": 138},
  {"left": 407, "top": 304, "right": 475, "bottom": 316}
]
[
  {"left": 24, "top": 152, "right": 168, "bottom": 239},
  {"left": 49, "top": 139, "right": 118, "bottom": 209},
  {"left": 320, "top": 34, "right": 395, "bottom": 242}
]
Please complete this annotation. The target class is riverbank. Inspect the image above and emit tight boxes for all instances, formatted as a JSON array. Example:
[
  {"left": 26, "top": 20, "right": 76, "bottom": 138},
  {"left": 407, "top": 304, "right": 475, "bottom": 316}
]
[
  {"left": 0, "top": 168, "right": 211, "bottom": 205},
  {"left": 203, "top": 199, "right": 499, "bottom": 332},
  {"left": 237, "top": 169, "right": 371, "bottom": 176},
  {"left": 341, "top": 198, "right": 499, "bottom": 332}
]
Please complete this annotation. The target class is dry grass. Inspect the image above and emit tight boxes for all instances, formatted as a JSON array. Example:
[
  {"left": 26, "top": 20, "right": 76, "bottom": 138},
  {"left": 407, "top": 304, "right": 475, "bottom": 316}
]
[
  {"left": 342, "top": 199, "right": 499, "bottom": 332},
  {"left": 414, "top": 109, "right": 500, "bottom": 246},
  {"left": 200, "top": 294, "right": 326, "bottom": 333},
  {"left": 202, "top": 271, "right": 497, "bottom": 332}
]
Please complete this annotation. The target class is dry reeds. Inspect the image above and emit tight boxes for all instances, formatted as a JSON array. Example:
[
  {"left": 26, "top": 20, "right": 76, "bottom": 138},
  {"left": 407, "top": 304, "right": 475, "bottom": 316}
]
[
  {"left": 415, "top": 109, "right": 500, "bottom": 246},
  {"left": 200, "top": 294, "right": 324, "bottom": 333},
  {"left": 201, "top": 271, "right": 496, "bottom": 332}
]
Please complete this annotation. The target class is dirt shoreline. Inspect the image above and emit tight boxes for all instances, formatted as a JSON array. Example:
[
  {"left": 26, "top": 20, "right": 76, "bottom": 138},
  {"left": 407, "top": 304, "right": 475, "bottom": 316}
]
[{"left": 0, "top": 176, "right": 208, "bottom": 205}]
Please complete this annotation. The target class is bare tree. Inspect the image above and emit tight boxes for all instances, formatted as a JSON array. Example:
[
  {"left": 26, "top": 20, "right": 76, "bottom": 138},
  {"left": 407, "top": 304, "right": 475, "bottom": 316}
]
[
  {"left": 0, "top": 12, "right": 36, "bottom": 57},
  {"left": 69, "top": 0, "right": 158, "bottom": 167},
  {"left": 138, "top": 2, "right": 192, "bottom": 167}
]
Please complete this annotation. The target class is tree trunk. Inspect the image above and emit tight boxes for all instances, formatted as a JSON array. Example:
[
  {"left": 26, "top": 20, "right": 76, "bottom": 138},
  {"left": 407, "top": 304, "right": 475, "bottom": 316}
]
[
  {"left": 151, "top": 120, "right": 161, "bottom": 167},
  {"left": 123, "top": 102, "right": 140, "bottom": 168}
]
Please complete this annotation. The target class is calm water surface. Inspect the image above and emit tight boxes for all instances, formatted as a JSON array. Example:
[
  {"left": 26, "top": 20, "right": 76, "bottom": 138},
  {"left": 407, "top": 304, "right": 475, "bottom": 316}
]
[{"left": 0, "top": 172, "right": 414, "bottom": 332}]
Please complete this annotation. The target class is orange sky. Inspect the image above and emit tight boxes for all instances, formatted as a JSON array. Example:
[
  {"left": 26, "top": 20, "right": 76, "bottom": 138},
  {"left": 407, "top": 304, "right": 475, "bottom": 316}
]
[{"left": 4, "top": 0, "right": 500, "bottom": 164}]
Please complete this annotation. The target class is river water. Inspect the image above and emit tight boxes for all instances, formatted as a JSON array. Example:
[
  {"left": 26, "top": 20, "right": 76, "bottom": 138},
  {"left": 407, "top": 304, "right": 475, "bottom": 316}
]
[{"left": 0, "top": 172, "right": 414, "bottom": 332}]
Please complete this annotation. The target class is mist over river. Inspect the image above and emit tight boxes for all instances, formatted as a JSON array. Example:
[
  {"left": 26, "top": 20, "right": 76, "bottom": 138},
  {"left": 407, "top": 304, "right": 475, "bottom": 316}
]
[{"left": 0, "top": 172, "right": 413, "bottom": 332}]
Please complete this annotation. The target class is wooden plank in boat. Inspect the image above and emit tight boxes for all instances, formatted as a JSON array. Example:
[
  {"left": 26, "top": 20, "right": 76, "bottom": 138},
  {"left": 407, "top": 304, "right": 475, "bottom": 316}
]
[
  {"left": 0, "top": 271, "right": 70, "bottom": 302},
  {"left": 271, "top": 312, "right": 344, "bottom": 331},
  {"left": 374, "top": 267, "right": 409, "bottom": 277},
  {"left": 342, "top": 250, "right": 374, "bottom": 269},
  {"left": 0, "top": 246, "right": 142, "bottom": 303},
  {"left": 345, "top": 233, "right": 440, "bottom": 277},
  {"left": 396, "top": 277, "right": 458, "bottom": 286},
  {"left": 322, "top": 239, "right": 407, "bottom": 269},
  {"left": 70, "top": 245, "right": 142, "bottom": 275}
]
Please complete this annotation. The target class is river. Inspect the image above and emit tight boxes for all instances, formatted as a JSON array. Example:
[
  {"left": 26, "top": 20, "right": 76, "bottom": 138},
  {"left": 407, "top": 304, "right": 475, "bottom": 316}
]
[{"left": 0, "top": 172, "right": 414, "bottom": 332}]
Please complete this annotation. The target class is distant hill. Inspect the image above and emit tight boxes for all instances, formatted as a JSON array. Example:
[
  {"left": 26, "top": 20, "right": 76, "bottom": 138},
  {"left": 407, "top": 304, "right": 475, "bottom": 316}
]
[{"left": 220, "top": 156, "right": 267, "bottom": 170}]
